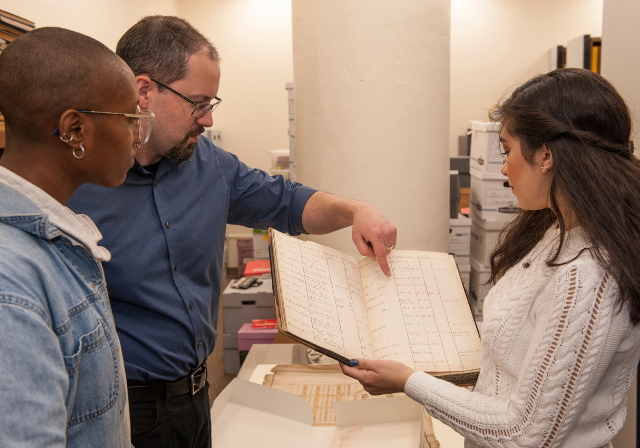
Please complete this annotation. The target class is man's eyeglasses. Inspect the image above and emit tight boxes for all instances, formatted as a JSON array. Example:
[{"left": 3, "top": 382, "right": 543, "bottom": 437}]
[
  {"left": 53, "top": 106, "right": 155, "bottom": 144},
  {"left": 151, "top": 78, "right": 222, "bottom": 118}
]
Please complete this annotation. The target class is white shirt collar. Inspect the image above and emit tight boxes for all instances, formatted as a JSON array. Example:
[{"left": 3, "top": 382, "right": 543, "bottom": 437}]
[{"left": 0, "top": 166, "right": 111, "bottom": 261}]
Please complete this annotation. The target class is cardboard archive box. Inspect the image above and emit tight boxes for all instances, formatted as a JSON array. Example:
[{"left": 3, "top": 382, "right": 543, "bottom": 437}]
[
  {"left": 459, "top": 263, "right": 471, "bottom": 291},
  {"left": 470, "top": 217, "right": 507, "bottom": 266},
  {"left": 469, "top": 257, "right": 492, "bottom": 311},
  {"left": 237, "top": 322, "right": 278, "bottom": 351},
  {"left": 222, "top": 281, "right": 275, "bottom": 374},
  {"left": 449, "top": 214, "right": 472, "bottom": 267},
  {"left": 470, "top": 167, "right": 519, "bottom": 221},
  {"left": 210, "top": 379, "right": 424, "bottom": 448},
  {"left": 469, "top": 120, "right": 503, "bottom": 174}
]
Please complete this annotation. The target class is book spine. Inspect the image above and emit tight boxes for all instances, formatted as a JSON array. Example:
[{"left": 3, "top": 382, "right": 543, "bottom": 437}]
[{"left": 0, "top": 14, "right": 34, "bottom": 31}]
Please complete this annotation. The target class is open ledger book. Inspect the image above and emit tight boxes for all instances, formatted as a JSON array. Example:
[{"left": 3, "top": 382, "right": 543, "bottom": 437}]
[{"left": 268, "top": 228, "right": 482, "bottom": 386}]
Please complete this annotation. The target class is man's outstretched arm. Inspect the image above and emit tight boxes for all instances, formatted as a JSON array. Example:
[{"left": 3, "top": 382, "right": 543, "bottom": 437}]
[{"left": 301, "top": 192, "right": 397, "bottom": 276}]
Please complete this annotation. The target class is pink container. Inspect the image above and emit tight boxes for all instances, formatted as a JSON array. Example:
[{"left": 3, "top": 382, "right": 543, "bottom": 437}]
[{"left": 237, "top": 322, "right": 278, "bottom": 351}]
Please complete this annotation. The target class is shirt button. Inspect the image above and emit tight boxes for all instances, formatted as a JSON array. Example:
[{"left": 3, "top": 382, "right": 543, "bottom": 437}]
[
  {"left": 174, "top": 264, "right": 178, "bottom": 271},
  {"left": 190, "top": 303, "right": 194, "bottom": 309},
  {"left": 198, "top": 342, "right": 202, "bottom": 348},
  {"left": 154, "top": 182, "right": 157, "bottom": 187},
  {"left": 166, "top": 222, "right": 171, "bottom": 228}
]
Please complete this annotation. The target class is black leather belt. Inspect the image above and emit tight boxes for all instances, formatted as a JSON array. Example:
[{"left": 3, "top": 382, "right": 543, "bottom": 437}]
[{"left": 127, "top": 364, "right": 207, "bottom": 403}]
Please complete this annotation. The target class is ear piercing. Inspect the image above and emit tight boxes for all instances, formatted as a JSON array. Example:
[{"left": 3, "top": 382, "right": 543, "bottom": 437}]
[
  {"left": 60, "top": 134, "right": 73, "bottom": 143},
  {"left": 73, "top": 144, "right": 85, "bottom": 159}
]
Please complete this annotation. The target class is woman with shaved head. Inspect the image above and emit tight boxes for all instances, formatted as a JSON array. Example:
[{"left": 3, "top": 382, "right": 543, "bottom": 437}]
[{"left": 0, "top": 27, "right": 152, "bottom": 447}]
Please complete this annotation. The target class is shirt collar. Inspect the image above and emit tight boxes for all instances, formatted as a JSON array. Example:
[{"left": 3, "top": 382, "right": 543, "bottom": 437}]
[{"left": 0, "top": 166, "right": 111, "bottom": 261}]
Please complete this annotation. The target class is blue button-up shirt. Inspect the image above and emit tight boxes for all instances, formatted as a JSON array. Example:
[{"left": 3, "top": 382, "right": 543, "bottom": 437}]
[{"left": 68, "top": 138, "right": 316, "bottom": 381}]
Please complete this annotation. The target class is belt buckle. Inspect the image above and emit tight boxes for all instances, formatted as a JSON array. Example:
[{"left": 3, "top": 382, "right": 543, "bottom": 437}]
[{"left": 190, "top": 364, "right": 207, "bottom": 395}]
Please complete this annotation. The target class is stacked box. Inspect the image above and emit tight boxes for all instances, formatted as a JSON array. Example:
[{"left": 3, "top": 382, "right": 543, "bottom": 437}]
[
  {"left": 469, "top": 257, "right": 491, "bottom": 312},
  {"left": 470, "top": 167, "right": 519, "bottom": 221},
  {"left": 449, "top": 214, "right": 471, "bottom": 268},
  {"left": 466, "top": 122, "right": 515, "bottom": 320},
  {"left": 252, "top": 229, "right": 270, "bottom": 259},
  {"left": 458, "top": 263, "right": 471, "bottom": 291},
  {"left": 469, "top": 120, "right": 503, "bottom": 174},
  {"left": 470, "top": 217, "right": 505, "bottom": 266},
  {"left": 222, "top": 281, "right": 275, "bottom": 374}
]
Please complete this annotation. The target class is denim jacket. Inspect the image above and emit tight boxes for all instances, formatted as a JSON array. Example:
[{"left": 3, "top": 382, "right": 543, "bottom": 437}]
[{"left": 0, "top": 171, "right": 131, "bottom": 448}]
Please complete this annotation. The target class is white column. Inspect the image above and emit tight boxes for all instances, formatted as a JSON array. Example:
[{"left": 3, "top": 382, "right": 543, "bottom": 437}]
[{"left": 292, "top": 0, "right": 451, "bottom": 257}]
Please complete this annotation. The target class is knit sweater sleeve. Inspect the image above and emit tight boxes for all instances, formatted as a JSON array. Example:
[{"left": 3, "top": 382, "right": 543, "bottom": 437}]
[{"left": 404, "top": 260, "right": 628, "bottom": 448}]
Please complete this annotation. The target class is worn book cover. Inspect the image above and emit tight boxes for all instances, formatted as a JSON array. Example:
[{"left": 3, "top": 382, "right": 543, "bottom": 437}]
[{"left": 268, "top": 228, "right": 481, "bottom": 386}]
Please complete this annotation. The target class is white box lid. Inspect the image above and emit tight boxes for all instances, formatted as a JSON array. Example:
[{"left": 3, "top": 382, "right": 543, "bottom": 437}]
[
  {"left": 470, "top": 256, "right": 491, "bottom": 272},
  {"left": 470, "top": 120, "right": 500, "bottom": 132},
  {"left": 470, "top": 166, "right": 508, "bottom": 181},
  {"left": 471, "top": 216, "right": 508, "bottom": 231},
  {"left": 223, "top": 280, "right": 273, "bottom": 295},
  {"left": 450, "top": 214, "right": 472, "bottom": 226}
]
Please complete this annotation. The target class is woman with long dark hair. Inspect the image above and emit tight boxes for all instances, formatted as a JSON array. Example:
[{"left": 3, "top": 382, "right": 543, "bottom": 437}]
[{"left": 341, "top": 68, "right": 640, "bottom": 447}]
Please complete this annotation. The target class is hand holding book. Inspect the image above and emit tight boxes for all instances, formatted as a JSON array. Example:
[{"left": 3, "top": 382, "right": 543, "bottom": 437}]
[
  {"left": 340, "top": 358, "right": 416, "bottom": 395},
  {"left": 269, "top": 228, "right": 481, "bottom": 386}
]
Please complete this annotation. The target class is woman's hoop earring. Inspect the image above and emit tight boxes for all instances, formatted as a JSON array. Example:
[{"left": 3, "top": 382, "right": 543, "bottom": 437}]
[
  {"left": 60, "top": 134, "right": 73, "bottom": 143},
  {"left": 73, "top": 144, "right": 85, "bottom": 159}
]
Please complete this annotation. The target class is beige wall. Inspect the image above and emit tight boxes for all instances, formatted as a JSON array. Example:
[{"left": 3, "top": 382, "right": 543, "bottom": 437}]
[
  {"left": 1, "top": 0, "right": 179, "bottom": 50},
  {"left": 449, "top": 0, "right": 604, "bottom": 155},
  {"left": 179, "top": 0, "right": 294, "bottom": 173}
]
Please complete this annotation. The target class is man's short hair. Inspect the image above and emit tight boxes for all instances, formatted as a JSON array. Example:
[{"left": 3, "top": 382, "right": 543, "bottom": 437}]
[
  {"left": 0, "top": 27, "right": 127, "bottom": 139},
  {"left": 116, "top": 16, "right": 219, "bottom": 85}
]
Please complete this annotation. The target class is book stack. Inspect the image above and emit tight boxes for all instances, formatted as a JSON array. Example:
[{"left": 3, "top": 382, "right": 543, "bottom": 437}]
[
  {"left": 0, "top": 10, "right": 35, "bottom": 158},
  {"left": 468, "top": 120, "right": 516, "bottom": 319},
  {"left": 0, "top": 10, "right": 34, "bottom": 51}
]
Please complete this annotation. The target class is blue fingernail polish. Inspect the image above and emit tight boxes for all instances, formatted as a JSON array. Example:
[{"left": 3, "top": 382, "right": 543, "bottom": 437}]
[{"left": 349, "top": 359, "right": 358, "bottom": 367}]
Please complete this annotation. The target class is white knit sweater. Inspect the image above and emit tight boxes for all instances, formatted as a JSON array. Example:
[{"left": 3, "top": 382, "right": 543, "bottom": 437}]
[{"left": 405, "top": 226, "right": 640, "bottom": 448}]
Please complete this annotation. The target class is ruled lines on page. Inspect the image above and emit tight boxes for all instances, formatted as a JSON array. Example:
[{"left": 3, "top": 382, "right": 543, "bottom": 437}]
[
  {"left": 359, "top": 251, "right": 481, "bottom": 372},
  {"left": 273, "top": 232, "right": 374, "bottom": 360}
]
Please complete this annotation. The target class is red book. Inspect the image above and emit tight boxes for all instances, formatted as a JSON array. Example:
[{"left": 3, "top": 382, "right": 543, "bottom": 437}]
[
  {"left": 243, "top": 259, "right": 271, "bottom": 277},
  {"left": 252, "top": 319, "right": 277, "bottom": 329}
]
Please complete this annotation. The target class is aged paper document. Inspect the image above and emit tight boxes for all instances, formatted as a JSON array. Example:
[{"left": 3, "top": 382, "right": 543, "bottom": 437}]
[
  {"left": 261, "top": 364, "right": 441, "bottom": 447},
  {"left": 269, "top": 228, "right": 481, "bottom": 385}
]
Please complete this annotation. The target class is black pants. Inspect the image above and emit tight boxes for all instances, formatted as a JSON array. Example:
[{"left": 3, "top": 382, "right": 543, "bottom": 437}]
[{"left": 129, "top": 381, "right": 211, "bottom": 448}]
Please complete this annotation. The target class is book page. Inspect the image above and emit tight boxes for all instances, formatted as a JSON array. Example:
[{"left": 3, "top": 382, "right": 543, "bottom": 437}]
[
  {"left": 359, "top": 251, "right": 481, "bottom": 373},
  {"left": 273, "top": 231, "right": 374, "bottom": 360}
]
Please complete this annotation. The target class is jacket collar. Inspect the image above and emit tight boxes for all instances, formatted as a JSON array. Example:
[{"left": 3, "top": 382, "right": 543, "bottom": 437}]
[{"left": 0, "top": 167, "right": 111, "bottom": 261}]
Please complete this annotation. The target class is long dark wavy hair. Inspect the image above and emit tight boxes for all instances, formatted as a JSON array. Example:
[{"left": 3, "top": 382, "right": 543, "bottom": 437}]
[{"left": 488, "top": 68, "right": 640, "bottom": 324}]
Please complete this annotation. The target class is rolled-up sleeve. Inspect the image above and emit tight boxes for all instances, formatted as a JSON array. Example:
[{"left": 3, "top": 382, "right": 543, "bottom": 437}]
[{"left": 223, "top": 150, "right": 317, "bottom": 235}]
